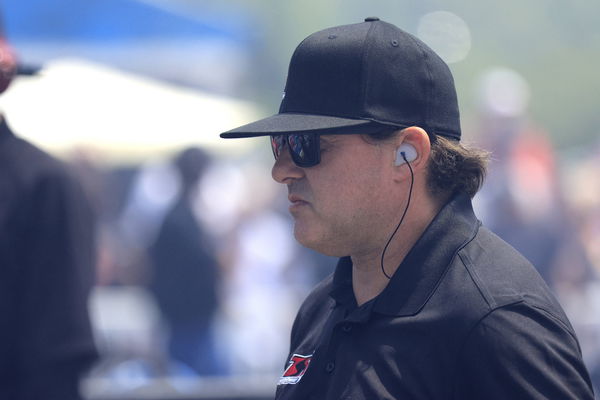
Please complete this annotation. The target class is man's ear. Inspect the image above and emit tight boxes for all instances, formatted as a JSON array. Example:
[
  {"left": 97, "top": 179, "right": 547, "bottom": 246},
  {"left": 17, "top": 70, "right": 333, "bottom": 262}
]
[{"left": 392, "top": 126, "right": 431, "bottom": 180}]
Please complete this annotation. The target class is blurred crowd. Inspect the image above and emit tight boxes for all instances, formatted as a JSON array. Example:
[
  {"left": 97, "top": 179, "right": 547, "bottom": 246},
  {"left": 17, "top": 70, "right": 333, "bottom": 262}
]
[{"left": 68, "top": 143, "right": 336, "bottom": 395}]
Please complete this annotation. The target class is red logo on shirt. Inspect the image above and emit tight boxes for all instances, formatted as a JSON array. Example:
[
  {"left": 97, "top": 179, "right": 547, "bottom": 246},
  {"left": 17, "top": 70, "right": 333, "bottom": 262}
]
[{"left": 278, "top": 353, "right": 313, "bottom": 385}]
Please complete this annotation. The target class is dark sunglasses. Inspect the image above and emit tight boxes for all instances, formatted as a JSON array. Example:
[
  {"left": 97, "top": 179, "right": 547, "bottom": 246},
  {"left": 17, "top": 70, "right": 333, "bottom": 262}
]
[{"left": 270, "top": 133, "right": 321, "bottom": 167}]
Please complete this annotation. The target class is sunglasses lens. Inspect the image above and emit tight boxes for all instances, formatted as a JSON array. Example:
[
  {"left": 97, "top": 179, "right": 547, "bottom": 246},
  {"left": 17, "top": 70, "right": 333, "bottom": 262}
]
[
  {"left": 270, "top": 134, "right": 320, "bottom": 167},
  {"left": 289, "top": 134, "right": 320, "bottom": 167},
  {"left": 270, "top": 135, "right": 286, "bottom": 160}
]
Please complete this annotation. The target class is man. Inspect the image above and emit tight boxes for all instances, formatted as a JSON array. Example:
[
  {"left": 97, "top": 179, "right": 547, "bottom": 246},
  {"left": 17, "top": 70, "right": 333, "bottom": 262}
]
[
  {"left": 0, "top": 32, "right": 98, "bottom": 399},
  {"left": 220, "top": 18, "right": 594, "bottom": 399},
  {"left": 149, "top": 147, "right": 221, "bottom": 375}
]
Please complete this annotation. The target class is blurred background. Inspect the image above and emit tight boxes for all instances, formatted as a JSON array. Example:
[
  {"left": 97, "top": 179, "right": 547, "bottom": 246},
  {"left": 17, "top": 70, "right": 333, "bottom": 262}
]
[{"left": 1, "top": 0, "right": 599, "bottom": 399}]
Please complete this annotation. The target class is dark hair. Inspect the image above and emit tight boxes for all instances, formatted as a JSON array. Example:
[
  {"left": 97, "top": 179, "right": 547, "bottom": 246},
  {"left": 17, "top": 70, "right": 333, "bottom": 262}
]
[
  {"left": 427, "top": 136, "right": 489, "bottom": 199},
  {"left": 366, "top": 129, "right": 489, "bottom": 200}
]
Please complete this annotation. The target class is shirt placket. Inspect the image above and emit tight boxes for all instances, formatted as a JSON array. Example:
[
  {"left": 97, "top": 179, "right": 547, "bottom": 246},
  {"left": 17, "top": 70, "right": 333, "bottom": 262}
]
[{"left": 318, "top": 301, "right": 375, "bottom": 399}]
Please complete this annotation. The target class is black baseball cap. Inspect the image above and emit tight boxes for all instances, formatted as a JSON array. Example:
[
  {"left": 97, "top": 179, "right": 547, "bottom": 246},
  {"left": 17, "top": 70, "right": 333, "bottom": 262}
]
[{"left": 220, "top": 17, "right": 461, "bottom": 141}]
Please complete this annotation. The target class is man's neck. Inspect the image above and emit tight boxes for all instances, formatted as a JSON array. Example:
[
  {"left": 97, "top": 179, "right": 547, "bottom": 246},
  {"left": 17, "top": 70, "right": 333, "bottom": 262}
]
[{"left": 350, "top": 195, "right": 444, "bottom": 306}]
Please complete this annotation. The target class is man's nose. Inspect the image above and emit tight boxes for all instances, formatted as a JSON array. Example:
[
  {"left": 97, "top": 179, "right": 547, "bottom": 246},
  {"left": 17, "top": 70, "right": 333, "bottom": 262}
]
[{"left": 272, "top": 145, "right": 305, "bottom": 184}]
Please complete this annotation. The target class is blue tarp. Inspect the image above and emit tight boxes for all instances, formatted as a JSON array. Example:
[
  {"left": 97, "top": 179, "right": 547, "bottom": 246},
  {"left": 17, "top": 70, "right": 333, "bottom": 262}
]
[{"left": 2, "top": 0, "right": 250, "bottom": 43}]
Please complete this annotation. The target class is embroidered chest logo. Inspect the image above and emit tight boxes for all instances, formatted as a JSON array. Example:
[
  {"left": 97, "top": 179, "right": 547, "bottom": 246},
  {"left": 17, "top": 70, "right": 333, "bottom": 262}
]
[{"left": 278, "top": 353, "right": 313, "bottom": 385}]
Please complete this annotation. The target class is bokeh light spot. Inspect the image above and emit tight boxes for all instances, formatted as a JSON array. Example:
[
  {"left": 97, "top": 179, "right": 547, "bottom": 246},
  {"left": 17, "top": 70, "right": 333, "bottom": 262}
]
[{"left": 417, "top": 11, "right": 471, "bottom": 64}]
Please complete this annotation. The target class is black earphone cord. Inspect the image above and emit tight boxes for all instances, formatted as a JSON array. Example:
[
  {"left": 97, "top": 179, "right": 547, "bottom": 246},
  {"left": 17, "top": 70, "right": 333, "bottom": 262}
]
[{"left": 380, "top": 153, "right": 415, "bottom": 280}]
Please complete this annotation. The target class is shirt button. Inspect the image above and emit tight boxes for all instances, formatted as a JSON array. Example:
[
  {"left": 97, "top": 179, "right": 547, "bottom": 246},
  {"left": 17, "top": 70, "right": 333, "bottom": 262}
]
[
  {"left": 342, "top": 323, "right": 352, "bottom": 333},
  {"left": 325, "top": 362, "right": 335, "bottom": 373}
]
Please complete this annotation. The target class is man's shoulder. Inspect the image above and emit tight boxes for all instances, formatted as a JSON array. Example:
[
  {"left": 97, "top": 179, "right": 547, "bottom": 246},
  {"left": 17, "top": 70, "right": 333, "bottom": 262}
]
[
  {"left": 455, "top": 225, "right": 569, "bottom": 322},
  {"left": 9, "top": 135, "right": 66, "bottom": 173},
  {"left": 1, "top": 132, "right": 73, "bottom": 191},
  {"left": 0, "top": 132, "right": 90, "bottom": 240}
]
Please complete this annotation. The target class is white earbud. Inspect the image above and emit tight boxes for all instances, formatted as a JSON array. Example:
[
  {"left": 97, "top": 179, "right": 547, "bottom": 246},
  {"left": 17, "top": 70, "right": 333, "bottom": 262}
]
[{"left": 394, "top": 144, "right": 417, "bottom": 166}]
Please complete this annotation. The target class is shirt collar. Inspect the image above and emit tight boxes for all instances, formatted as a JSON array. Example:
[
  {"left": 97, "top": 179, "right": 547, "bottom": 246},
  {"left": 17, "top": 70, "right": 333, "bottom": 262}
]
[
  {"left": 329, "top": 193, "right": 481, "bottom": 317},
  {"left": 330, "top": 256, "right": 355, "bottom": 307}
]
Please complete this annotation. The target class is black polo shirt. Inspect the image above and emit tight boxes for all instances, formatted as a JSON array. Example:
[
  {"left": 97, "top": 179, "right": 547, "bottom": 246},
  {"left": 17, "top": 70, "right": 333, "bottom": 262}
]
[{"left": 275, "top": 194, "right": 593, "bottom": 399}]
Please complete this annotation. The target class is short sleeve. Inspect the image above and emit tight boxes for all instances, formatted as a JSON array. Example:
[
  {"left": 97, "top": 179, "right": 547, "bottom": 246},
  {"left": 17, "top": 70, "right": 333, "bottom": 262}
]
[{"left": 454, "top": 302, "right": 594, "bottom": 399}]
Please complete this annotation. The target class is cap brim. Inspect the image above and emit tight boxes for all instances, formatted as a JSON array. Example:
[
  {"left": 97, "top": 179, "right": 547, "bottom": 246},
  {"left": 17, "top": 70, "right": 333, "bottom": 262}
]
[
  {"left": 220, "top": 112, "right": 386, "bottom": 138},
  {"left": 16, "top": 63, "right": 42, "bottom": 76}
]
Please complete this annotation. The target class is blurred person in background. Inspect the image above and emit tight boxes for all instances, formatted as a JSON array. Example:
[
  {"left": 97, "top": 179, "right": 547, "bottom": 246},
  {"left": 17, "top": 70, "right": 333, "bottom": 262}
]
[
  {"left": 148, "top": 147, "right": 223, "bottom": 375},
  {"left": 0, "top": 30, "right": 98, "bottom": 400},
  {"left": 220, "top": 18, "right": 594, "bottom": 399},
  {"left": 473, "top": 68, "right": 595, "bottom": 289},
  {"left": 561, "top": 140, "right": 600, "bottom": 388}
]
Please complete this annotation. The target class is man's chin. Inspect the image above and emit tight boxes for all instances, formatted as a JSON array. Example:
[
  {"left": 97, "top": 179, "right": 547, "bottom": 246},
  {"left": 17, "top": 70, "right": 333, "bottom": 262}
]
[
  {"left": 293, "top": 224, "right": 344, "bottom": 257},
  {"left": 294, "top": 223, "right": 322, "bottom": 251},
  {"left": 293, "top": 223, "right": 314, "bottom": 248}
]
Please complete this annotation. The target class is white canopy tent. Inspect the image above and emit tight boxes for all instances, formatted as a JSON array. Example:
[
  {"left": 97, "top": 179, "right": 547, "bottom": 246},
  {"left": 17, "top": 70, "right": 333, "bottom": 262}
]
[{"left": 0, "top": 59, "right": 262, "bottom": 163}]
